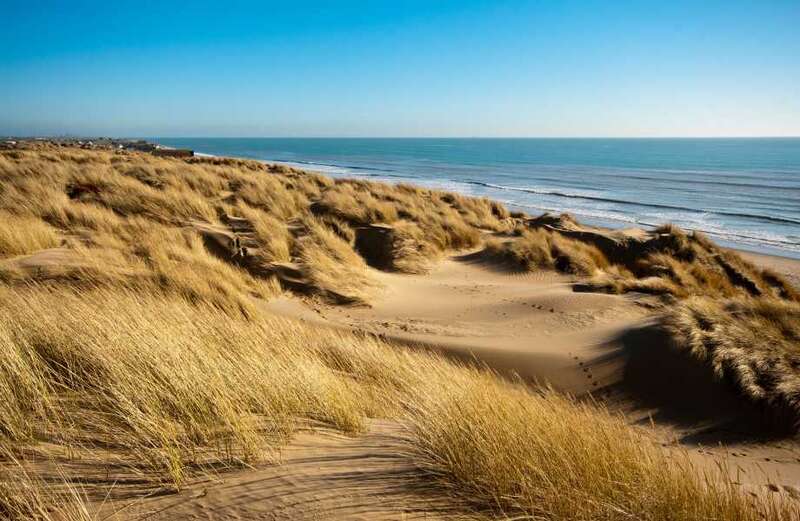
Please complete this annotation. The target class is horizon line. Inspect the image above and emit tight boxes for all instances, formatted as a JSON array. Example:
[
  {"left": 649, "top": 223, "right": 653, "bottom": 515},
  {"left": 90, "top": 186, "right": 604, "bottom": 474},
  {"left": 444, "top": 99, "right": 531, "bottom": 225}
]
[{"left": 7, "top": 135, "right": 799, "bottom": 140}]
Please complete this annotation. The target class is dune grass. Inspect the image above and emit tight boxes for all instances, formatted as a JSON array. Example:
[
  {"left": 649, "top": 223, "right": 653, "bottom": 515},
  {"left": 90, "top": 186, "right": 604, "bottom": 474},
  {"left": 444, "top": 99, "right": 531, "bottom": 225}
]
[
  {"left": 295, "top": 216, "right": 378, "bottom": 304},
  {"left": 408, "top": 374, "right": 794, "bottom": 521},
  {"left": 0, "top": 285, "right": 795, "bottom": 519},
  {"left": 0, "top": 146, "right": 798, "bottom": 519},
  {"left": 0, "top": 286, "right": 404, "bottom": 483},
  {"left": 662, "top": 297, "right": 800, "bottom": 428},
  {"left": 0, "top": 212, "right": 60, "bottom": 256},
  {"left": 0, "top": 455, "right": 92, "bottom": 521},
  {"left": 489, "top": 215, "right": 799, "bottom": 303},
  {"left": 0, "top": 147, "right": 512, "bottom": 300},
  {"left": 486, "top": 227, "right": 609, "bottom": 276}
]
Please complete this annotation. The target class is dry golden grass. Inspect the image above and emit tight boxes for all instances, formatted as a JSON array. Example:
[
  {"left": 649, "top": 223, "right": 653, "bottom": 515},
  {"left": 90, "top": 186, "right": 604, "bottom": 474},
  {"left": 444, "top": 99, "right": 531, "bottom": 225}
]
[
  {"left": 408, "top": 374, "right": 794, "bottom": 521},
  {"left": 0, "top": 282, "right": 428, "bottom": 502},
  {"left": 489, "top": 216, "right": 799, "bottom": 303},
  {"left": 0, "top": 148, "right": 511, "bottom": 300},
  {"left": 0, "top": 286, "right": 400, "bottom": 482},
  {"left": 1, "top": 146, "right": 797, "bottom": 519},
  {"left": 0, "top": 212, "right": 60, "bottom": 256},
  {"left": 486, "top": 227, "right": 608, "bottom": 276},
  {"left": 295, "top": 216, "right": 377, "bottom": 304},
  {"left": 233, "top": 202, "right": 293, "bottom": 264},
  {"left": 0, "top": 454, "right": 92, "bottom": 521},
  {"left": 0, "top": 286, "right": 794, "bottom": 520},
  {"left": 662, "top": 297, "right": 800, "bottom": 427},
  {"left": 309, "top": 178, "right": 505, "bottom": 272}
]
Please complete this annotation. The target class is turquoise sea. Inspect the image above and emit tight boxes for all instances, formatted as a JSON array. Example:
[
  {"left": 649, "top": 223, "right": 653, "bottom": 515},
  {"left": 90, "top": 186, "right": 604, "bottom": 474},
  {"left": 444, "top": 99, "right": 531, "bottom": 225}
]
[{"left": 154, "top": 138, "right": 800, "bottom": 259}]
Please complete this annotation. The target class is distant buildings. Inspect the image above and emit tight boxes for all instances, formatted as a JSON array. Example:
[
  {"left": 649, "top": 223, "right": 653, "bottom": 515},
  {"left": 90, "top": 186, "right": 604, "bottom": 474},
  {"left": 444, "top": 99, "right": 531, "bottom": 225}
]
[{"left": 0, "top": 138, "right": 193, "bottom": 158}]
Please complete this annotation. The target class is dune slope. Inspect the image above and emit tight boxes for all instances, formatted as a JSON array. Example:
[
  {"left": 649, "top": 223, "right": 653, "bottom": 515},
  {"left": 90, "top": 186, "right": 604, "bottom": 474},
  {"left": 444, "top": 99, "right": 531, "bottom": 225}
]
[{"left": 0, "top": 144, "right": 799, "bottom": 519}]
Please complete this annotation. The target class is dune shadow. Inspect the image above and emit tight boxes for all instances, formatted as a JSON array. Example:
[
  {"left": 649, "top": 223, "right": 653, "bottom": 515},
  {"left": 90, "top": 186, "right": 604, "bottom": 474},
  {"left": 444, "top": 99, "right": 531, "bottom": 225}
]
[
  {"left": 595, "top": 323, "right": 794, "bottom": 445},
  {"left": 451, "top": 248, "right": 527, "bottom": 275}
]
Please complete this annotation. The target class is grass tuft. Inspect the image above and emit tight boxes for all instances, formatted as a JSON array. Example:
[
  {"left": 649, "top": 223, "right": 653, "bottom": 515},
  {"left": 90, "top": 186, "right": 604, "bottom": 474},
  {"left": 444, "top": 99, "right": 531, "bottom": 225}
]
[{"left": 0, "top": 212, "right": 60, "bottom": 256}]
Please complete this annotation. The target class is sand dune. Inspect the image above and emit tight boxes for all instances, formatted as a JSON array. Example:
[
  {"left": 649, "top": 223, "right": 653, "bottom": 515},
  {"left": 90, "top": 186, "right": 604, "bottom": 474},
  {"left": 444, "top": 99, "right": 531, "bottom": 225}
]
[
  {"left": 100, "top": 421, "right": 455, "bottom": 520},
  {"left": 267, "top": 249, "right": 800, "bottom": 500},
  {"left": 73, "top": 246, "right": 800, "bottom": 519},
  {"left": 268, "top": 252, "right": 648, "bottom": 395},
  {"left": 2, "top": 146, "right": 799, "bottom": 519}
]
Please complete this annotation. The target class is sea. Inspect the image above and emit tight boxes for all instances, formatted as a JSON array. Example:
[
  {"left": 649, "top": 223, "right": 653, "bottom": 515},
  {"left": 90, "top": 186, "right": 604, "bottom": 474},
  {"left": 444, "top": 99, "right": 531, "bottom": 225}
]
[{"left": 153, "top": 138, "right": 800, "bottom": 259}]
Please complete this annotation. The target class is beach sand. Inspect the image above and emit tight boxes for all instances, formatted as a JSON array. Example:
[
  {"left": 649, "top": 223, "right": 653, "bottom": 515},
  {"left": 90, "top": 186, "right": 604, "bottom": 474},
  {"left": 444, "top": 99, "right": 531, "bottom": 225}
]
[
  {"left": 86, "top": 246, "right": 800, "bottom": 519},
  {"left": 95, "top": 247, "right": 800, "bottom": 519},
  {"left": 3, "top": 145, "right": 799, "bottom": 518}
]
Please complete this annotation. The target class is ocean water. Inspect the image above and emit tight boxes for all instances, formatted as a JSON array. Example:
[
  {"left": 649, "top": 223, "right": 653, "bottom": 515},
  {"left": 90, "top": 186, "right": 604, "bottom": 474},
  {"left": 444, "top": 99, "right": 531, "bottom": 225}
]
[{"left": 154, "top": 138, "right": 800, "bottom": 259}]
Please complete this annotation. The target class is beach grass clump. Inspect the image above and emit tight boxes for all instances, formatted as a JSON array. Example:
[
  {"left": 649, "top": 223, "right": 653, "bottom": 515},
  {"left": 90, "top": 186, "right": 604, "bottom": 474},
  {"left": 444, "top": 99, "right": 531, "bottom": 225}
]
[
  {"left": 488, "top": 214, "right": 799, "bottom": 302},
  {"left": 661, "top": 296, "right": 800, "bottom": 427},
  {"left": 294, "top": 216, "right": 377, "bottom": 304},
  {"left": 407, "top": 370, "right": 795, "bottom": 521},
  {"left": 0, "top": 212, "right": 60, "bottom": 256},
  {"left": 486, "top": 227, "right": 607, "bottom": 276},
  {"left": 231, "top": 172, "right": 311, "bottom": 221},
  {"left": 233, "top": 202, "right": 294, "bottom": 264}
]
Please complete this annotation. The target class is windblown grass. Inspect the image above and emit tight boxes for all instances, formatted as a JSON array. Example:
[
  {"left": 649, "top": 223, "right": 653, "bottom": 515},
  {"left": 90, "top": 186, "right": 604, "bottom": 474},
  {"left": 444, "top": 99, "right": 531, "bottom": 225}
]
[
  {"left": 408, "top": 374, "right": 794, "bottom": 521},
  {"left": 489, "top": 215, "right": 799, "bottom": 302},
  {"left": 0, "top": 212, "right": 60, "bottom": 256},
  {"left": 1, "top": 146, "right": 797, "bottom": 519},
  {"left": 0, "top": 286, "right": 413, "bottom": 484},
  {"left": 0, "top": 286, "right": 794, "bottom": 519},
  {"left": 662, "top": 297, "right": 800, "bottom": 428},
  {"left": 486, "top": 227, "right": 608, "bottom": 276},
  {"left": 0, "top": 458, "right": 92, "bottom": 521},
  {"left": 0, "top": 147, "right": 512, "bottom": 301},
  {"left": 295, "top": 216, "right": 377, "bottom": 304}
]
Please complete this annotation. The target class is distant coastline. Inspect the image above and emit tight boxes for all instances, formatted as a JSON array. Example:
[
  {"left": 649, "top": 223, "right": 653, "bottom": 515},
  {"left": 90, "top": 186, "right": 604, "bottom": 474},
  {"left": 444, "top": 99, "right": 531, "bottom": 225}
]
[{"left": 154, "top": 137, "right": 800, "bottom": 260}]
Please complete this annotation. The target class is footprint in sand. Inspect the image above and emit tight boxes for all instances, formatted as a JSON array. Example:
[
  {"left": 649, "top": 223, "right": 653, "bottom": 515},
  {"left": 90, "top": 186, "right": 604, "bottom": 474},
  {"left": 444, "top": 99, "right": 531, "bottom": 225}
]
[{"left": 573, "top": 354, "right": 599, "bottom": 387}]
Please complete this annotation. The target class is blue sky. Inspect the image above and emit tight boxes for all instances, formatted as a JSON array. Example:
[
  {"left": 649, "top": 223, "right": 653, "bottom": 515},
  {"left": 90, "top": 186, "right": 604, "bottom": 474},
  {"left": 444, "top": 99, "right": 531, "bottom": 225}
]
[{"left": 1, "top": 0, "right": 798, "bottom": 137}]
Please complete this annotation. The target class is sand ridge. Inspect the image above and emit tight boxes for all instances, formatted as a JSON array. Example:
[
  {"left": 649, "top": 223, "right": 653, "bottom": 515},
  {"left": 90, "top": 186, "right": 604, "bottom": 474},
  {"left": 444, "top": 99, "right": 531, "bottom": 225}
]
[
  {"left": 268, "top": 252, "right": 651, "bottom": 395},
  {"left": 100, "top": 421, "right": 457, "bottom": 521},
  {"left": 265, "top": 250, "right": 800, "bottom": 504}
]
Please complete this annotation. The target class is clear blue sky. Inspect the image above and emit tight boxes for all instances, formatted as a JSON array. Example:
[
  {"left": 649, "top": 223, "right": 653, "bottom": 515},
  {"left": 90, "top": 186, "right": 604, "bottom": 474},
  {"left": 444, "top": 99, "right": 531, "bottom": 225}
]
[{"left": 1, "top": 0, "right": 798, "bottom": 137}]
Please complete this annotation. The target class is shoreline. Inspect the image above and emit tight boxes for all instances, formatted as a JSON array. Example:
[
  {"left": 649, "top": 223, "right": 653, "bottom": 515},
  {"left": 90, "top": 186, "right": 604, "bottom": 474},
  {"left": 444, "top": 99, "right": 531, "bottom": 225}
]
[
  {"left": 737, "top": 250, "right": 800, "bottom": 288},
  {"left": 184, "top": 146, "right": 800, "bottom": 267}
]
